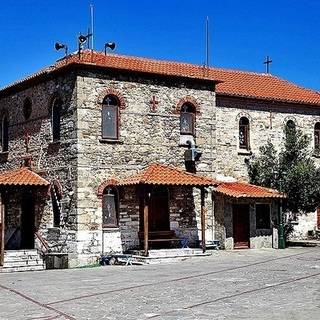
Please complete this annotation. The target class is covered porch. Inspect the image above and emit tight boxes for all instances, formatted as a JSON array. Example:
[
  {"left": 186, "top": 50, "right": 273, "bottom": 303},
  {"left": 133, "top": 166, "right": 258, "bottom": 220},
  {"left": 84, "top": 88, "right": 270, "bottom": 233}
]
[
  {"left": 0, "top": 167, "right": 50, "bottom": 266},
  {"left": 104, "top": 163, "right": 218, "bottom": 256},
  {"left": 213, "top": 181, "right": 286, "bottom": 250}
]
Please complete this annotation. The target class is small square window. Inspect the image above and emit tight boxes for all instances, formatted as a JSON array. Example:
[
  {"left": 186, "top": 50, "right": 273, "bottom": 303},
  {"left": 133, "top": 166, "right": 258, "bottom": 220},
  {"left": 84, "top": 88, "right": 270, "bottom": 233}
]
[{"left": 256, "top": 204, "right": 271, "bottom": 229}]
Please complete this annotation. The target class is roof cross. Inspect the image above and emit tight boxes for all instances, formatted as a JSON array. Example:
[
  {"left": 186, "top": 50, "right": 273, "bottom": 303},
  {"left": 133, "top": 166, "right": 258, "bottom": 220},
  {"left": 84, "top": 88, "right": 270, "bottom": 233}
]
[
  {"left": 149, "top": 95, "right": 159, "bottom": 112},
  {"left": 264, "top": 56, "right": 272, "bottom": 74}
]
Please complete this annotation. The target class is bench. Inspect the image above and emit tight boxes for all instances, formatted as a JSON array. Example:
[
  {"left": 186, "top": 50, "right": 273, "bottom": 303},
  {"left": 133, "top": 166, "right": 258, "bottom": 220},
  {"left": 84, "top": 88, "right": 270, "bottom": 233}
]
[
  {"left": 100, "top": 254, "right": 133, "bottom": 266},
  {"left": 197, "top": 240, "right": 221, "bottom": 250},
  {"left": 138, "top": 230, "right": 180, "bottom": 248}
]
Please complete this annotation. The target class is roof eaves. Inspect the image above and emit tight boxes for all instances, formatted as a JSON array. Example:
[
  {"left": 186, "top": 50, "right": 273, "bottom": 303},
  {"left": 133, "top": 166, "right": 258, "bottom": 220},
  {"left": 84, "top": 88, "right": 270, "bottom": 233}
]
[{"left": 216, "top": 92, "right": 320, "bottom": 107}]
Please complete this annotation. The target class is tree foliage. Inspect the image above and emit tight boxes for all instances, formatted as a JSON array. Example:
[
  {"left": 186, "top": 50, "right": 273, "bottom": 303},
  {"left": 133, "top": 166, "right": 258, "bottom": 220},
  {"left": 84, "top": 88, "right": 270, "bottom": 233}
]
[{"left": 247, "top": 125, "right": 320, "bottom": 213}]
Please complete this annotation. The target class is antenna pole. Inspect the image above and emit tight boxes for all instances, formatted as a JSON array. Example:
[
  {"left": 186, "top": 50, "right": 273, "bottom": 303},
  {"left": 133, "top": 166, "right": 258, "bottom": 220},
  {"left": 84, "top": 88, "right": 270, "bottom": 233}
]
[
  {"left": 205, "top": 16, "right": 209, "bottom": 67},
  {"left": 90, "top": 4, "right": 94, "bottom": 50}
]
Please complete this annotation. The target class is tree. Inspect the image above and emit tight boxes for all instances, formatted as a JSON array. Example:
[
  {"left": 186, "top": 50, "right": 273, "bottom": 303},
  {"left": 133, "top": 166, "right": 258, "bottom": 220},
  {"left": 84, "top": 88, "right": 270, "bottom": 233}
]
[{"left": 246, "top": 125, "right": 320, "bottom": 214}]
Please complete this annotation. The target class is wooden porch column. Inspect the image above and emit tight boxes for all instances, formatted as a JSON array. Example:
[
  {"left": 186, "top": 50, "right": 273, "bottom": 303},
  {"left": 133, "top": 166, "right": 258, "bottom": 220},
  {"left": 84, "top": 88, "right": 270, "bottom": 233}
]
[
  {"left": 0, "top": 193, "right": 4, "bottom": 266},
  {"left": 200, "top": 187, "right": 206, "bottom": 253},
  {"left": 144, "top": 190, "right": 150, "bottom": 257}
]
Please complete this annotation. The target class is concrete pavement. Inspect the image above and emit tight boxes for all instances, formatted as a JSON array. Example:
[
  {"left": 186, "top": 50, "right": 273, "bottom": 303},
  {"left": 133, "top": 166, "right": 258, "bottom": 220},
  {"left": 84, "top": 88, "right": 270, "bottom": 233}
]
[{"left": 0, "top": 247, "right": 320, "bottom": 319}]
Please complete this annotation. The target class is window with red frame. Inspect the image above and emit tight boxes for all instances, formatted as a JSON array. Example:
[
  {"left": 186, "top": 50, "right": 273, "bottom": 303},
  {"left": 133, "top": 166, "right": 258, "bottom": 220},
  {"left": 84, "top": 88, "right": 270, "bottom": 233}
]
[
  {"left": 102, "top": 95, "right": 119, "bottom": 140},
  {"left": 239, "top": 117, "right": 250, "bottom": 150},
  {"left": 102, "top": 187, "right": 119, "bottom": 227},
  {"left": 180, "top": 103, "right": 196, "bottom": 135}
]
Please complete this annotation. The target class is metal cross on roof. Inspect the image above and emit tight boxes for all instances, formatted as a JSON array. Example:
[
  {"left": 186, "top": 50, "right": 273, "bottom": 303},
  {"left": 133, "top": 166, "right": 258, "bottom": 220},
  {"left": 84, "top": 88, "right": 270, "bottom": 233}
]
[{"left": 264, "top": 56, "right": 272, "bottom": 74}]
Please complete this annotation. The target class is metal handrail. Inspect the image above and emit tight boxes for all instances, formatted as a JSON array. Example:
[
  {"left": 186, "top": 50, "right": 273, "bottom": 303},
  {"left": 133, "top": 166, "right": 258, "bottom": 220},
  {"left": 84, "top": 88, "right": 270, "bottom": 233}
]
[{"left": 35, "top": 231, "right": 50, "bottom": 253}]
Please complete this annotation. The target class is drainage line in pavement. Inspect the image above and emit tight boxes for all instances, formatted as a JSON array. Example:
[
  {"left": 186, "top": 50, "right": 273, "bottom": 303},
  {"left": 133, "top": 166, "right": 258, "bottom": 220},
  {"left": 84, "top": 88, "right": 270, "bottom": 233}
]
[
  {"left": 0, "top": 284, "right": 76, "bottom": 320},
  {"left": 46, "top": 248, "right": 318, "bottom": 306},
  {"left": 147, "top": 270, "right": 320, "bottom": 318}
]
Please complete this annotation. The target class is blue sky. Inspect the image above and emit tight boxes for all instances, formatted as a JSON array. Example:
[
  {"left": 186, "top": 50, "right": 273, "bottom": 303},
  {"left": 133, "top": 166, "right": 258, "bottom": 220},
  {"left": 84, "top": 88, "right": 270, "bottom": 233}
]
[{"left": 1, "top": 0, "right": 320, "bottom": 90}]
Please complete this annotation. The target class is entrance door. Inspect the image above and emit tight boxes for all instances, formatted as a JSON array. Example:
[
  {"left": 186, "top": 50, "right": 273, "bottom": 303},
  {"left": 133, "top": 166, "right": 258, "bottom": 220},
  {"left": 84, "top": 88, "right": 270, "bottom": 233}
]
[
  {"left": 233, "top": 204, "right": 250, "bottom": 249},
  {"left": 20, "top": 193, "right": 35, "bottom": 249},
  {"left": 149, "top": 186, "right": 170, "bottom": 231}
]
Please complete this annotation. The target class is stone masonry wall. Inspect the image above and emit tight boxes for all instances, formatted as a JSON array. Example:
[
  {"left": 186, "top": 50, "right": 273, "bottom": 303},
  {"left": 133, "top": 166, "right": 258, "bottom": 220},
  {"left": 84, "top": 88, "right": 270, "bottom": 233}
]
[
  {"left": 215, "top": 96, "right": 320, "bottom": 238},
  {"left": 215, "top": 96, "right": 320, "bottom": 179},
  {"left": 0, "top": 74, "right": 78, "bottom": 259},
  {"left": 75, "top": 70, "right": 216, "bottom": 262}
]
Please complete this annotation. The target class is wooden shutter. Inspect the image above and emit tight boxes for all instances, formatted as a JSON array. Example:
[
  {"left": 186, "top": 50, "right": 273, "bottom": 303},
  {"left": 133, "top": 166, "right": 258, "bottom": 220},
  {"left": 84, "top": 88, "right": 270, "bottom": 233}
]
[
  {"left": 102, "top": 193, "right": 118, "bottom": 227},
  {"left": 102, "top": 106, "right": 118, "bottom": 139},
  {"left": 52, "top": 105, "right": 61, "bottom": 141},
  {"left": 180, "top": 112, "right": 195, "bottom": 135},
  {"left": 239, "top": 118, "right": 250, "bottom": 150}
]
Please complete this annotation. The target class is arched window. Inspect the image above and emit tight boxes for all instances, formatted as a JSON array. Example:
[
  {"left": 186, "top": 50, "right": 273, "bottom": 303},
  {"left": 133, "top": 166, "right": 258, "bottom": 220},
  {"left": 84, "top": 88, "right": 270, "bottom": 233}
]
[
  {"left": 102, "top": 187, "right": 119, "bottom": 227},
  {"left": 285, "top": 120, "right": 296, "bottom": 139},
  {"left": 239, "top": 117, "right": 250, "bottom": 150},
  {"left": 315, "top": 123, "right": 320, "bottom": 150},
  {"left": 102, "top": 95, "right": 119, "bottom": 140},
  {"left": 286, "top": 120, "right": 296, "bottom": 130},
  {"left": 180, "top": 103, "right": 196, "bottom": 135},
  {"left": 51, "top": 99, "right": 61, "bottom": 141},
  {"left": 0, "top": 115, "right": 9, "bottom": 152},
  {"left": 23, "top": 98, "right": 32, "bottom": 120},
  {"left": 51, "top": 183, "right": 62, "bottom": 227}
]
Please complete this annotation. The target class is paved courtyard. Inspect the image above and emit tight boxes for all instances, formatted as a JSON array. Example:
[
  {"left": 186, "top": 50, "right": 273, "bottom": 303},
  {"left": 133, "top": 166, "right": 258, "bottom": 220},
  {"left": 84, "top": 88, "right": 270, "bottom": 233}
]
[{"left": 0, "top": 247, "right": 320, "bottom": 320}]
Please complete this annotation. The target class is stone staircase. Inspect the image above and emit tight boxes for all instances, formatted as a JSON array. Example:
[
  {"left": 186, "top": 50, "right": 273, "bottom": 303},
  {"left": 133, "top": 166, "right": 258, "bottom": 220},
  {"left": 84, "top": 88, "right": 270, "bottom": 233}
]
[
  {"left": 131, "top": 248, "right": 212, "bottom": 264},
  {"left": 0, "top": 249, "right": 45, "bottom": 273}
]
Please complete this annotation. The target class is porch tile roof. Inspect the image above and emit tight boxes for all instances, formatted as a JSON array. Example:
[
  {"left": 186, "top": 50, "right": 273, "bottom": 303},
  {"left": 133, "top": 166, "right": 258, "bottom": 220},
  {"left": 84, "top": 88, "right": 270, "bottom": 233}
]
[
  {"left": 118, "top": 163, "right": 218, "bottom": 187},
  {"left": 215, "top": 182, "right": 286, "bottom": 199},
  {"left": 0, "top": 167, "right": 50, "bottom": 186}
]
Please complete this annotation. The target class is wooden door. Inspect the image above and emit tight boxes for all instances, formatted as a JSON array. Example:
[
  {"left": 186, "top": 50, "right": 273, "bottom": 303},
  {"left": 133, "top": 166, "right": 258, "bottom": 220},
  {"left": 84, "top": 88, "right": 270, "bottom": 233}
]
[
  {"left": 233, "top": 204, "right": 250, "bottom": 248},
  {"left": 149, "top": 186, "right": 169, "bottom": 231},
  {"left": 20, "top": 193, "right": 35, "bottom": 249}
]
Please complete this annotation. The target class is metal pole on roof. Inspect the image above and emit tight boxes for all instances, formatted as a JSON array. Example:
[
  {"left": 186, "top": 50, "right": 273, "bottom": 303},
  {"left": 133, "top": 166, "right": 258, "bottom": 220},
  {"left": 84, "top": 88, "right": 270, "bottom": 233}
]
[
  {"left": 90, "top": 4, "right": 94, "bottom": 50},
  {"left": 205, "top": 16, "right": 210, "bottom": 67}
]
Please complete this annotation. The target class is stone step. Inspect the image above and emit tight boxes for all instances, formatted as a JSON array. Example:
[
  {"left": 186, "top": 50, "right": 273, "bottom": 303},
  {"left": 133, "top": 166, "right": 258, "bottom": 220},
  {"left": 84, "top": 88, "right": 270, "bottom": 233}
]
[
  {"left": 4, "top": 255, "right": 42, "bottom": 262},
  {"left": 132, "top": 251, "right": 212, "bottom": 265},
  {"left": 2, "top": 250, "right": 45, "bottom": 273},
  {"left": 288, "top": 240, "right": 320, "bottom": 247},
  {"left": 147, "top": 248, "right": 205, "bottom": 257},
  {"left": 0, "top": 264, "right": 45, "bottom": 273},
  {"left": 3, "top": 260, "right": 44, "bottom": 268},
  {"left": 4, "top": 249, "right": 39, "bottom": 257}
]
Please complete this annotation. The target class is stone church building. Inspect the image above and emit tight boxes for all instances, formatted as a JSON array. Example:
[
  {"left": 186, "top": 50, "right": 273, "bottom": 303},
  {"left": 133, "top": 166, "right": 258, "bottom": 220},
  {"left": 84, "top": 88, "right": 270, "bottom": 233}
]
[{"left": 0, "top": 50, "right": 319, "bottom": 268}]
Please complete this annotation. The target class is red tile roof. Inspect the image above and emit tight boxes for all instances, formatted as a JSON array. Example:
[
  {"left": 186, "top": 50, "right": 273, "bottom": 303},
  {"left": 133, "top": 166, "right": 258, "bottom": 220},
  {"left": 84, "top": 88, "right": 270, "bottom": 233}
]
[
  {"left": 215, "top": 181, "right": 286, "bottom": 199},
  {"left": 213, "top": 68, "right": 320, "bottom": 105},
  {"left": 1, "top": 50, "right": 320, "bottom": 106},
  {"left": 118, "top": 163, "right": 218, "bottom": 187},
  {"left": 0, "top": 167, "right": 50, "bottom": 186}
]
